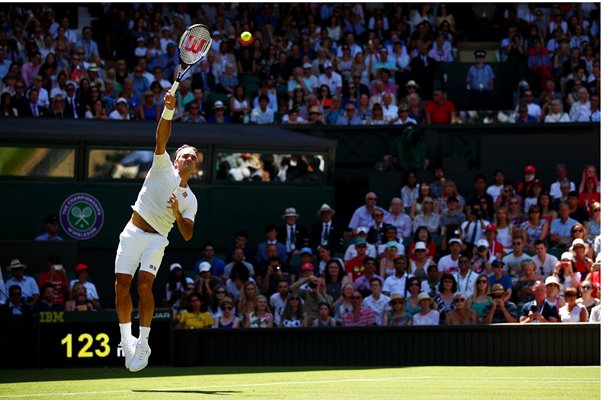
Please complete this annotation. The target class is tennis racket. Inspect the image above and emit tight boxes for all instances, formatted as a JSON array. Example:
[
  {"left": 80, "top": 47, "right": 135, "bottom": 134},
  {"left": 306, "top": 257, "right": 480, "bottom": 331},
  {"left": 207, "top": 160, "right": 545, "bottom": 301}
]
[{"left": 169, "top": 24, "right": 213, "bottom": 95}]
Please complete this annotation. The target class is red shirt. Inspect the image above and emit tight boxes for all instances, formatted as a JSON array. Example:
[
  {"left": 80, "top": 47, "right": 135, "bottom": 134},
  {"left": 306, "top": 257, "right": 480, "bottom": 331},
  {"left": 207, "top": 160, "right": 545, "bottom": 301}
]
[
  {"left": 345, "top": 255, "right": 367, "bottom": 281},
  {"left": 408, "top": 241, "right": 437, "bottom": 260},
  {"left": 37, "top": 272, "right": 69, "bottom": 306},
  {"left": 425, "top": 100, "right": 455, "bottom": 124},
  {"left": 578, "top": 192, "right": 600, "bottom": 217}
]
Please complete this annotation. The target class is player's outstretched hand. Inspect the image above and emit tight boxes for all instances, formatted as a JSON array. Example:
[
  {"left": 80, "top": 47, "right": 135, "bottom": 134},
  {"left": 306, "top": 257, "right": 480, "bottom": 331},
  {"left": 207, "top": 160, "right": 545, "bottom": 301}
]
[{"left": 163, "top": 92, "right": 177, "bottom": 110}]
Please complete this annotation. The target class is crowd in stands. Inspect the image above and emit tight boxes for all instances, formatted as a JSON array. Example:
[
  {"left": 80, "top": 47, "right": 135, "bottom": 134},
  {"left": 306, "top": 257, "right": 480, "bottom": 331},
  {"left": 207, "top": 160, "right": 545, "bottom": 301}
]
[
  {"left": 2, "top": 163, "right": 601, "bottom": 327},
  {"left": 0, "top": 3, "right": 600, "bottom": 125}
]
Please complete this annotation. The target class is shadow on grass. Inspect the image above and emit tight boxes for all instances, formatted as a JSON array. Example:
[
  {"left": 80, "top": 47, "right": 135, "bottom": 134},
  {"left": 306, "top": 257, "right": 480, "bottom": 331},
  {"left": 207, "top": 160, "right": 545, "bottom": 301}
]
[
  {"left": 0, "top": 366, "right": 398, "bottom": 384},
  {"left": 133, "top": 389, "right": 241, "bottom": 396}
]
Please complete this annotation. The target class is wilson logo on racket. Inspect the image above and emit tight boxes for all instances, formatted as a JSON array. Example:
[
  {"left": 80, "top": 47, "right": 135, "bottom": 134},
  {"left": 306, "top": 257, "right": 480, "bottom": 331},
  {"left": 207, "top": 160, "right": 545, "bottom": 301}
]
[{"left": 183, "top": 35, "right": 208, "bottom": 54}]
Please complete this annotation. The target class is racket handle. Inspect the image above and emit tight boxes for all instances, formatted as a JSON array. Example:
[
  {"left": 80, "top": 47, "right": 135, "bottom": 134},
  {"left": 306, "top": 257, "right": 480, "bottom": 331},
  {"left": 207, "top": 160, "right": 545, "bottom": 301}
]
[{"left": 169, "top": 80, "right": 180, "bottom": 96}]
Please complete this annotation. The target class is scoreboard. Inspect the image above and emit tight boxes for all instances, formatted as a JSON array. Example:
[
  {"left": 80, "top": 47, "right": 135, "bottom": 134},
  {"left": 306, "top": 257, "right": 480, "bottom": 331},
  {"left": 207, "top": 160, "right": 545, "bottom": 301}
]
[{"left": 36, "top": 309, "right": 172, "bottom": 368}]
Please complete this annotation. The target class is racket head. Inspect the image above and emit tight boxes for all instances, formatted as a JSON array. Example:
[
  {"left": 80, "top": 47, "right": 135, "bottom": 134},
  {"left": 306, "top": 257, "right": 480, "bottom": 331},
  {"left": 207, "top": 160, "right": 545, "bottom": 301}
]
[{"left": 178, "top": 24, "right": 212, "bottom": 66}]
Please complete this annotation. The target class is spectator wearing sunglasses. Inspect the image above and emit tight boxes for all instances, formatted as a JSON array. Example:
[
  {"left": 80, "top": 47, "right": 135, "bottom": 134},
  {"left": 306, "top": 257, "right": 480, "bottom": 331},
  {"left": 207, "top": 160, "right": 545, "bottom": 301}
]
[{"left": 214, "top": 297, "right": 239, "bottom": 328}]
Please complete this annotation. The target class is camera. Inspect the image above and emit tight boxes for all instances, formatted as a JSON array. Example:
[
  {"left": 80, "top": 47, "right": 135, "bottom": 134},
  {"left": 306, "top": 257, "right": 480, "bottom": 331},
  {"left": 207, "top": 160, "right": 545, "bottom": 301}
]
[
  {"left": 53, "top": 264, "right": 63, "bottom": 271},
  {"left": 308, "top": 281, "right": 317, "bottom": 289},
  {"left": 530, "top": 305, "right": 538, "bottom": 312}
]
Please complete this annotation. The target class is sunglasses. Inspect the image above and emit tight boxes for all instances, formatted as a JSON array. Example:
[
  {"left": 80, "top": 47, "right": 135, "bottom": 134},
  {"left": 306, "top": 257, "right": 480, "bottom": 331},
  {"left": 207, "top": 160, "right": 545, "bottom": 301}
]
[
  {"left": 351, "top": 296, "right": 362, "bottom": 300},
  {"left": 391, "top": 300, "right": 404, "bottom": 305},
  {"left": 478, "top": 280, "right": 488, "bottom": 284},
  {"left": 582, "top": 286, "right": 592, "bottom": 290},
  {"left": 572, "top": 229, "right": 584, "bottom": 233},
  {"left": 409, "top": 283, "right": 420, "bottom": 287},
  {"left": 216, "top": 290, "right": 226, "bottom": 294},
  {"left": 221, "top": 305, "right": 233, "bottom": 310},
  {"left": 454, "top": 298, "right": 465, "bottom": 303},
  {"left": 493, "top": 265, "right": 503, "bottom": 269},
  {"left": 564, "top": 293, "right": 577, "bottom": 297},
  {"left": 513, "top": 242, "right": 523, "bottom": 245}
]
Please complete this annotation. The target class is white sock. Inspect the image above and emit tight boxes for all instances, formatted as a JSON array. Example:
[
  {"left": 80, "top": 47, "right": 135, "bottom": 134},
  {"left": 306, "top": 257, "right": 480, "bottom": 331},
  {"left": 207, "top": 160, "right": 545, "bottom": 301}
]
[
  {"left": 119, "top": 322, "right": 132, "bottom": 341},
  {"left": 139, "top": 326, "right": 151, "bottom": 344}
]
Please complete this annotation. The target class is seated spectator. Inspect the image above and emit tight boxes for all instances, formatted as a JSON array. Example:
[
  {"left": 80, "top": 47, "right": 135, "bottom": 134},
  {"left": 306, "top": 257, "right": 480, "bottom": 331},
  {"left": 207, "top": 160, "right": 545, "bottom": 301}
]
[
  {"left": 550, "top": 203, "right": 580, "bottom": 249},
  {"left": 439, "top": 197, "right": 466, "bottom": 235},
  {"left": 37, "top": 255, "right": 69, "bottom": 308},
  {"left": 454, "top": 253, "right": 479, "bottom": 299},
  {"left": 342, "top": 290, "right": 376, "bottom": 327},
  {"left": 532, "top": 240, "right": 558, "bottom": 278},
  {"left": 384, "top": 197, "right": 413, "bottom": 239},
  {"left": 488, "top": 260, "right": 513, "bottom": 302},
  {"left": 411, "top": 292, "right": 439, "bottom": 326},
  {"left": 446, "top": 292, "right": 477, "bottom": 325},
  {"left": 391, "top": 103, "right": 417, "bottom": 125},
  {"left": 280, "top": 294, "right": 308, "bottom": 327},
  {"left": 527, "top": 40, "right": 554, "bottom": 90},
  {"left": 217, "top": 63, "right": 238, "bottom": 96},
  {"left": 381, "top": 92, "right": 398, "bottom": 123},
  {"left": 312, "top": 302, "right": 337, "bottom": 327},
  {"left": 336, "top": 103, "right": 362, "bottom": 125},
  {"left": 195, "top": 242, "right": 226, "bottom": 278},
  {"left": 559, "top": 286, "right": 588, "bottom": 322},
  {"left": 206, "top": 284, "right": 227, "bottom": 321},
  {"left": 0, "top": 285, "right": 32, "bottom": 316},
  {"left": 213, "top": 296, "right": 239, "bottom": 329},
  {"left": 437, "top": 238, "right": 463, "bottom": 275},
  {"left": 362, "top": 278, "right": 390, "bottom": 322},
  {"left": 425, "top": 90, "right": 454, "bottom": 124},
  {"left": 569, "top": 88, "right": 591, "bottom": 122},
  {"left": 355, "top": 93, "right": 371, "bottom": 122},
  {"left": 68, "top": 263, "right": 100, "bottom": 309},
  {"left": 35, "top": 283, "right": 63, "bottom": 311},
  {"left": 577, "top": 280, "right": 600, "bottom": 319},
  {"left": 434, "top": 273, "right": 457, "bottom": 320},
  {"left": 34, "top": 215, "right": 63, "bottom": 241},
  {"left": 353, "top": 257, "right": 382, "bottom": 298},
  {"left": 421, "top": 264, "right": 441, "bottom": 298},
  {"left": 64, "top": 282, "right": 95, "bottom": 312},
  {"left": 175, "top": 291, "right": 213, "bottom": 329},
  {"left": 502, "top": 236, "right": 532, "bottom": 283},
  {"left": 544, "top": 99, "right": 570, "bottom": 122},
  {"left": 207, "top": 100, "right": 231, "bottom": 124},
  {"left": 109, "top": 97, "right": 130, "bottom": 120},
  {"left": 382, "top": 293, "right": 410, "bottom": 326},
  {"left": 365, "top": 103, "right": 386, "bottom": 125},
  {"left": 513, "top": 260, "right": 540, "bottom": 306},
  {"left": 554, "top": 251, "right": 582, "bottom": 292},
  {"left": 243, "top": 295, "right": 274, "bottom": 328},
  {"left": 484, "top": 283, "right": 517, "bottom": 323},
  {"left": 515, "top": 104, "right": 537, "bottom": 123},
  {"left": 250, "top": 94, "right": 275, "bottom": 125}
]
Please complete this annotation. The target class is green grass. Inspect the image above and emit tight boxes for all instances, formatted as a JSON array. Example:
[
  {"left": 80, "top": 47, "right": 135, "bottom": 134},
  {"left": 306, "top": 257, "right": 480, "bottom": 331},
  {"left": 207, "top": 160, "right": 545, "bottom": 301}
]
[{"left": 0, "top": 366, "right": 599, "bottom": 399}]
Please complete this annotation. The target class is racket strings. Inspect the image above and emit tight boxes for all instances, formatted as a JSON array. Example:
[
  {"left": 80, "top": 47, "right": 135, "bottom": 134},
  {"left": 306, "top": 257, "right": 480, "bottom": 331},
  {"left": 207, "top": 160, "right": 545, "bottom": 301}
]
[{"left": 178, "top": 25, "right": 212, "bottom": 65}]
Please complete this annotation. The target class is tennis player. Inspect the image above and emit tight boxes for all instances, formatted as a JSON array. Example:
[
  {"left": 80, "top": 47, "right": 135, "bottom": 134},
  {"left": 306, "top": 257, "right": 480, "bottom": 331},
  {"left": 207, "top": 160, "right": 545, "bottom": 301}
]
[{"left": 115, "top": 92, "right": 199, "bottom": 372}]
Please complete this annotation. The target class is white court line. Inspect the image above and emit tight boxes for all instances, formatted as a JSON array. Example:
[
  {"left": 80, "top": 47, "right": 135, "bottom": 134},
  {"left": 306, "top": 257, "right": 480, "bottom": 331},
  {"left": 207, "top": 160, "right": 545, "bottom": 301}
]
[{"left": 0, "top": 375, "right": 599, "bottom": 398}]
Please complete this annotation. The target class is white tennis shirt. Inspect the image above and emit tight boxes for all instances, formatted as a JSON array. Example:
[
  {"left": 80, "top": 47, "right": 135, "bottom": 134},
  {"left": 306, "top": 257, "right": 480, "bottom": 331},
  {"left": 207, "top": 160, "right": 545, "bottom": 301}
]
[{"left": 132, "top": 152, "right": 197, "bottom": 237}]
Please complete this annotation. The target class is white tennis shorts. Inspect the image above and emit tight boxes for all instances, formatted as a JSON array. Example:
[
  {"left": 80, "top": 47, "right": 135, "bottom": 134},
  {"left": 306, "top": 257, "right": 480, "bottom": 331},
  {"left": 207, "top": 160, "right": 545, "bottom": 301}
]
[{"left": 115, "top": 221, "right": 169, "bottom": 277}]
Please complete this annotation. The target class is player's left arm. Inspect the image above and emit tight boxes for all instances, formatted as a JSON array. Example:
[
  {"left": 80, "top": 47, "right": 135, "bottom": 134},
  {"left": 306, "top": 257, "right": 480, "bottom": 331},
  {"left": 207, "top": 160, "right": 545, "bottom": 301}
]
[
  {"left": 167, "top": 194, "right": 194, "bottom": 241},
  {"left": 155, "top": 92, "right": 177, "bottom": 155}
]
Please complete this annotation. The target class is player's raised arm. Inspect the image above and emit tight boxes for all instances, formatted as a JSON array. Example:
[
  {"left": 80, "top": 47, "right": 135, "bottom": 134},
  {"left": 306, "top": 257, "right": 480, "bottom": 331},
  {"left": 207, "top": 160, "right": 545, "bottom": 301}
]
[{"left": 155, "top": 92, "right": 177, "bottom": 155}]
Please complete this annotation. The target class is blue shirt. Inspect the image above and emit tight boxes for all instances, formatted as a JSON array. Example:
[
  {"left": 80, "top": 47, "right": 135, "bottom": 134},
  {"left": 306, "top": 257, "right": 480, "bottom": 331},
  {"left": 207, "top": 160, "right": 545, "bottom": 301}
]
[
  {"left": 466, "top": 64, "right": 495, "bottom": 90},
  {"left": 550, "top": 217, "right": 579, "bottom": 238},
  {"left": 195, "top": 257, "right": 226, "bottom": 278},
  {"left": 489, "top": 274, "right": 513, "bottom": 292}
]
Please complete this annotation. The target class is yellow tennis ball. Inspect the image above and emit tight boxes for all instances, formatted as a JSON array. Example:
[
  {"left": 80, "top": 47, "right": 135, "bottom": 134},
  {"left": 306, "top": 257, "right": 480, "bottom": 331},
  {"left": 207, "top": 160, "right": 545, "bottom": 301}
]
[{"left": 241, "top": 31, "right": 252, "bottom": 41}]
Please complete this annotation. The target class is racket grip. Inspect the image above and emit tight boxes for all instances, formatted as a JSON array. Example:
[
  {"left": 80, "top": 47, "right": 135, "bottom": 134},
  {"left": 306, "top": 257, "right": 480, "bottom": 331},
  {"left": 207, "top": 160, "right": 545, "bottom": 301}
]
[{"left": 169, "top": 80, "right": 180, "bottom": 96}]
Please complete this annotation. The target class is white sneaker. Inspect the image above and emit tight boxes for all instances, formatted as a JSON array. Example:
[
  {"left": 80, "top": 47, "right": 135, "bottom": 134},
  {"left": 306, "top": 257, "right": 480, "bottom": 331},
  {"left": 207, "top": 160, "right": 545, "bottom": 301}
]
[
  {"left": 120, "top": 335, "right": 136, "bottom": 370},
  {"left": 129, "top": 339, "right": 151, "bottom": 372}
]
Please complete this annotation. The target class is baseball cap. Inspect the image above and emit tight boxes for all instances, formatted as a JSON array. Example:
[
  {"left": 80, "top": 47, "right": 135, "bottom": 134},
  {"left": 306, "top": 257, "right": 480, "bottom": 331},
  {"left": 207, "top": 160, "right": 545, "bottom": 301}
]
[
  {"left": 303, "top": 62, "right": 312, "bottom": 69},
  {"left": 474, "top": 50, "right": 486, "bottom": 57},
  {"left": 485, "top": 224, "right": 497, "bottom": 232},
  {"left": 116, "top": 97, "right": 128, "bottom": 105},
  {"left": 169, "top": 263, "right": 183, "bottom": 272},
  {"left": 448, "top": 238, "right": 462, "bottom": 245},
  {"left": 75, "top": 263, "right": 89, "bottom": 273},
  {"left": 355, "top": 237, "right": 368, "bottom": 246},
  {"left": 197, "top": 261, "right": 212, "bottom": 273},
  {"left": 301, "top": 263, "right": 315, "bottom": 272},
  {"left": 356, "top": 227, "right": 369, "bottom": 234},
  {"left": 477, "top": 239, "right": 489, "bottom": 248},
  {"left": 447, "top": 195, "right": 459, "bottom": 203},
  {"left": 300, "top": 247, "right": 313, "bottom": 256},
  {"left": 323, "top": 61, "right": 333, "bottom": 68},
  {"left": 44, "top": 215, "right": 59, "bottom": 224},
  {"left": 524, "top": 165, "right": 536, "bottom": 174}
]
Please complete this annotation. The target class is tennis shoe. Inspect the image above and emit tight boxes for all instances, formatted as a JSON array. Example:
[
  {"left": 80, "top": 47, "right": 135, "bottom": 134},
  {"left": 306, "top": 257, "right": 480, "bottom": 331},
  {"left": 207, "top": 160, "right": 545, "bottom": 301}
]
[
  {"left": 120, "top": 335, "right": 137, "bottom": 370},
  {"left": 129, "top": 340, "right": 151, "bottom": 372}
]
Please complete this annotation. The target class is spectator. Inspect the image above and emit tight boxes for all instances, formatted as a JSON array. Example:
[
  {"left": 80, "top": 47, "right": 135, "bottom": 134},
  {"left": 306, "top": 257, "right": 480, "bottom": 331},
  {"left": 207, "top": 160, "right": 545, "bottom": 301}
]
[
  {"left": 262, "top": 257, "right": 291, "bottom": 298},
  {"left": 439, "top": 196, "right": 466, "bottom": 235},
  {"left": 409, "top": 42, "right": 435, "bottom": 99},
  {"left": 577, "top": 280, "right": 600, "bottom": 319},
  {"left": 454, "top": 253, "right": 479, "bottom": 299},
  {"left": 532, "top": 240, "right": 558, "bottom": 278},
  {"left": 366, "top": 102, "right": 386, "bottom": 125},
  {"left": 484, "top": 283, "right": 518, "bottom": 323},
  {"left": 382, "top": 255, "right": 410, "bottom": 297},
  {"left": 527, "top": 40, "right": 554, "bottom": 90},
  {"left": 208, "top": 100, "right": 231, "bottom": 124},
  {"left": 109, "top": 97, "right": 130, "bottom": 120},
  {"left": 461, "top": 203, "right": 489, "bottom": 250},
  {"left": 411, "top": 292, "right": 439, "bottom": 326},
  {"left": 280, "top": 294, "right": 308, "bottom": 327},
  {"left": 34, "top": 215, "right": 63, "bottom": 241},
  {"left": 326, "top": 95, "right": 344, "bottom": 125},
  {"left": 318, "top": 61, "right": 342, "bottom": 96},
  {"left": 0, "top": 92, "right": 18, "bottom": 116},
  {"left": 342, "top": 290, "right": 376, "bottom": 327},
  {"left": 0, "top": 285, "right": 32, "bottom": 316},
  {"left": 250, "top": 94, "right": 274, "bottom": 124},
  {"left": 336, "top": 103, "right": 362, "bottom": 125},
  {"left": 362, "top": 277, "right": 390, "bottom": 322},
  {"left": 550, "top": 164, "right": 577, "bottom": 200},
  {"left": 381, "top": 293, "right": 409, "bottom": 326},
  {"left": 425, "top": 90, "right": 455, "bottom": 124},
  {"left": 353, "top": 257, "right": 382, "bottom": 298},
  {"left": 515, "top": 104, "right": 537, "bottom": 123},
  {"left": 550, "top": 203, "right": 580, "bottom": 249},
  {"left": 244, "top": 295, "right": 274, "bottom": 328},
  {"left": 559, "top": 287, "right": 588, "bottom": 322},
  {"left": 214, "top": 296, "right": 240, "bottom": 329},
  {"left": 35, "top": 283, "right": 64, "bottom": 311},
  {"left": 355, "top": 93, "right": 371, "bottom": 121},
  {"left": 175, "top": 292, "right": 213, "bottom": 329},
  {"left": 446, "top": 292, "right": 477, "bottom": 325},
  {"left": 37, "top": 255, "right": 69, "bottom": 308},
  {"left": 520, "top": 206, "right": 549, "bottom": 251},
  {"left": 348, "top": 192, "right": 387, "bottom": 233},
  {"left": 21, "top": 52, "right": 42, "bottom": 87},
  {"left": 569, "top": 88, "right": 591, "bottom": 122},
  {"left": 312, "top": 302, "right": 337, "bottom": 327},
  {"left": 68, "top": 263, "right": 100, "bottom": 310},
  {"left": 502, "top": 236, "right": 532, "bottom": 283}
]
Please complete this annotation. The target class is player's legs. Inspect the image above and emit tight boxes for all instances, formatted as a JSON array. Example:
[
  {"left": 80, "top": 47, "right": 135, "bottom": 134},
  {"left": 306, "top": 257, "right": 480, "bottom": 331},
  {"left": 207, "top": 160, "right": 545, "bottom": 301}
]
[
  {"left": 137, "top": 271, "right": 155, "bottom": 328},
  {"left": 115, "top": 273, "right": 133, "bottom": 323}
]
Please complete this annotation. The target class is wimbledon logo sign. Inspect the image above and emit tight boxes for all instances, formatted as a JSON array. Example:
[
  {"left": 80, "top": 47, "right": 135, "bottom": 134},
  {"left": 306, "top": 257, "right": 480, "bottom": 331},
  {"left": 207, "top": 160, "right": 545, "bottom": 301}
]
[{"left": 60, "top": 193, "right": 104, "bottom": 240}]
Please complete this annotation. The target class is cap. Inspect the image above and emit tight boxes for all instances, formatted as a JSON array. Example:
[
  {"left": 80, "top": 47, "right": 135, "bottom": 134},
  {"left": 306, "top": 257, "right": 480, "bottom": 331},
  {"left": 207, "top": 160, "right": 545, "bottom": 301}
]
[
  {"left": 282, "top": 207, "right": 300, "bottom": 218},
  {"left": 161, "top": 25, "right": 171, "bottom": 32},
  {"left": 44, "top": 215, "right": 59, "bottom": 224},
  {"left": 213, "top": 100, "right": 225, "bottom": 109},
  {"left": 544, "top": 276, "right": 562, "bottom": 289},
  {"left": 303, "top": 62, "right": 312, "bottom": 69},
  {"left": 323, "top": 61, "right": 333, "bottom": 68},
  {"left": 417, "top": 292, "right": 432, "bottom": 303},
  {"left": 477, "top": 239, "right": 489, "bottom": 248},
  {"left": 492, "top": 259, "right": 505, "bottom": 268},
  {"left": 560, "top": 252, "right": 574, "bottom": 261},
  {"left": 300, "top": 247, "right": 313, "bottom": 256},
  {"left": 87, "top": 63, "right": 100, "bottom": 72},
  {"left": 571, "top": 238, "right": 586, "bottom": 248},
  {"left": 490, "top": 284, "right": 505, "bottom": 295},
  {"left": 356, "top": 227, "right": 369, "bottom": 234},
  {"left": 7, "top": 259, "right": 27, "bottom": 270},
  {"left": 386, "top": 241, "right": 398, "bottom": 249},
  {"left": 355, "top": 237, "right": 368, "bottom": 246},
  {"left": 406, "top": 80, "right": 419, "bottom": 88},
  {"left": 301, "top": 263, "right": 315, "bottom": 272},
  {"left": 169, "top": 263, "right": 183, "bottom": 272},
  {"left": 137, "top": 36, "right": 145, "bottom": 42},
  {"left": 317, "top": 203, "right": 335, "bottom": 216},
  {"left": 474, "top": 50, "right": 486, "bottom": 58},
  {"left": 447, "top": 195, "right": 459, "bottom": 203},
  {"left": 75, "top": 263, "right": 89, "bottom": 273},
  {"left": 212, "top": 30, "right": 221, "bottom": 36},
  {"left": 524, "top": 165, "right": 536, "bottom": 174},
  {"left": 448, "top": 238, "right": 462, "bottom": 245},
  {"left": 116, "top": 97, "right": 128, "bottom": 105},
  {"left": 197, "top": 261, "right": 212, "bottom": 273},
  {"left": 485, "top": 224, "right": 497, "bottom": 232},
  {"left": 413, "top": 241, "right": 427, "bottom": 252},
  {"left": 533, "top": 178, "right": 543, "bottom": 186}
]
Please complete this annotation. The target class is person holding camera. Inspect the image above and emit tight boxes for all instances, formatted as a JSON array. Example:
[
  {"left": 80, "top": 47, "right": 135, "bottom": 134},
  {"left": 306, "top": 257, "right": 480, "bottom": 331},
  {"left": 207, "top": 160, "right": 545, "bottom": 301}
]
[
  {"left": 36, "top": 255, "right": 69, "bottom": 308},
  {"left": 461, "top": 204, "right": 490, "bottom": 253},
  {"left": 262, "top": 256, "right": 291, "bottom": 298},
  {"left": 484, "top": 284, "right": 518, "bottom": 324},
  {"left": 554, "top": 252, "right": 581, "bottom": 292},
  {"left": 291, "top": 267, "right": 333, "bottom": 323}
]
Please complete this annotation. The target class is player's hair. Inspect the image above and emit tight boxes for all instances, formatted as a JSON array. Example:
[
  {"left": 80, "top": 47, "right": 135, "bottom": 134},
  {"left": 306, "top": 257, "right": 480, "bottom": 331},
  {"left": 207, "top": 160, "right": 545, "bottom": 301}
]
[{"left": 174, "top": 144, "right": 198, "bottom": 159}]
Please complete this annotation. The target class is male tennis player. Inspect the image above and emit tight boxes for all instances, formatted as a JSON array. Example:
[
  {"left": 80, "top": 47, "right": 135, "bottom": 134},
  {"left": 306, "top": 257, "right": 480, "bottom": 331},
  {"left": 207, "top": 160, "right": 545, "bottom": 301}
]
[{"left": 115, "top": 92, "right": 199, "bottom": 372}]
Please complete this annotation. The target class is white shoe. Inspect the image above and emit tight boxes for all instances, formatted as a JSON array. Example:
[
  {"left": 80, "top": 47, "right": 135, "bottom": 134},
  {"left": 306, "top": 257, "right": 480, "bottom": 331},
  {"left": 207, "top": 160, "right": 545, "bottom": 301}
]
[
  {"left": 120, "top": 335, "right": 136, "bottom": 370},
  {"left": 129, "top": 340, "right": 151, "bottom": 372}
]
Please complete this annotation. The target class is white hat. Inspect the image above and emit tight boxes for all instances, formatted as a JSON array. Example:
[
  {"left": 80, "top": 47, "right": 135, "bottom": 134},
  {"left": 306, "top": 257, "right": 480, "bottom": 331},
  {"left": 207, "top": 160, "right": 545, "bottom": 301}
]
[
  {"left": 544, "top": 276, "right": 562, "bottom": 289},
  {"left": 7, "top": 259, "right": 27, "bottom": 270},
  {"left": 303, "top": 62, "right": 312, "bottom": 69},
  {"left": 213, "top": 100, "right": 225, "bottom": 109},
  {"left": 282, "top": 207, "right": 300, "bottom": 218},
  {"left": 169, "top": 263, "right": 183, "bottom": 272},
  {"left": 560, "top": 252, "right": 574, "bottom": 261},
  {"left": 417, "top": 292, "right": 433, "bottom": 303},
  {"left": 571, "top": 238, "right": 586, "bottom": 248},
  {"left": 449, "top": 238, "right": 462, "bottom": 245},
  {"left": 116, "top": 97, "right": 128, "bottom": 105},
  {"left": 413, "top": 241, "right": 427, "bottom": 252},
  {"left": 161, "top": 25, "right": 171, "bottom": 32},
  {"left": 316, "top": 203, "right": 335, "bottom": 216},
  {"left": 477, "top": 239, "right": 489, "bottom": 248},
  {"left": 197, "top": 262, "right": 212, "bottom": 273},
  {"left": 356, "top": 227, "right": 369, "bottom": 234},
  {"left": 323, "top": 61, "right": 333, "bottom": 68}
]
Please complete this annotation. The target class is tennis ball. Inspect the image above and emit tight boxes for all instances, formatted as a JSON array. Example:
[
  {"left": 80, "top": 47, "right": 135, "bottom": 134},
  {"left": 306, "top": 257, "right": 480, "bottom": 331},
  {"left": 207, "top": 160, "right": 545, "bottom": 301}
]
[{"left": 238, "top": 31, "right": 254, "bottom": 46}]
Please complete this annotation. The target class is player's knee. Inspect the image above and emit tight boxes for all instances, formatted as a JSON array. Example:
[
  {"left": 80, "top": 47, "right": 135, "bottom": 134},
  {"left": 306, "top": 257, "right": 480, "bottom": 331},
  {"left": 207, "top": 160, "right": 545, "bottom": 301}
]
[{"left": 115, "top": 274, "right": 132, "bottom": 294}]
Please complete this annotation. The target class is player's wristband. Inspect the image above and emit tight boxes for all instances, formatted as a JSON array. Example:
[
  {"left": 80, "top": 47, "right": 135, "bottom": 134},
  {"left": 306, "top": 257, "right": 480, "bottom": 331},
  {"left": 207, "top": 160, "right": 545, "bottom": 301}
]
[{"left": 162, "top": 107, "right": 174, "bottom": 121}]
